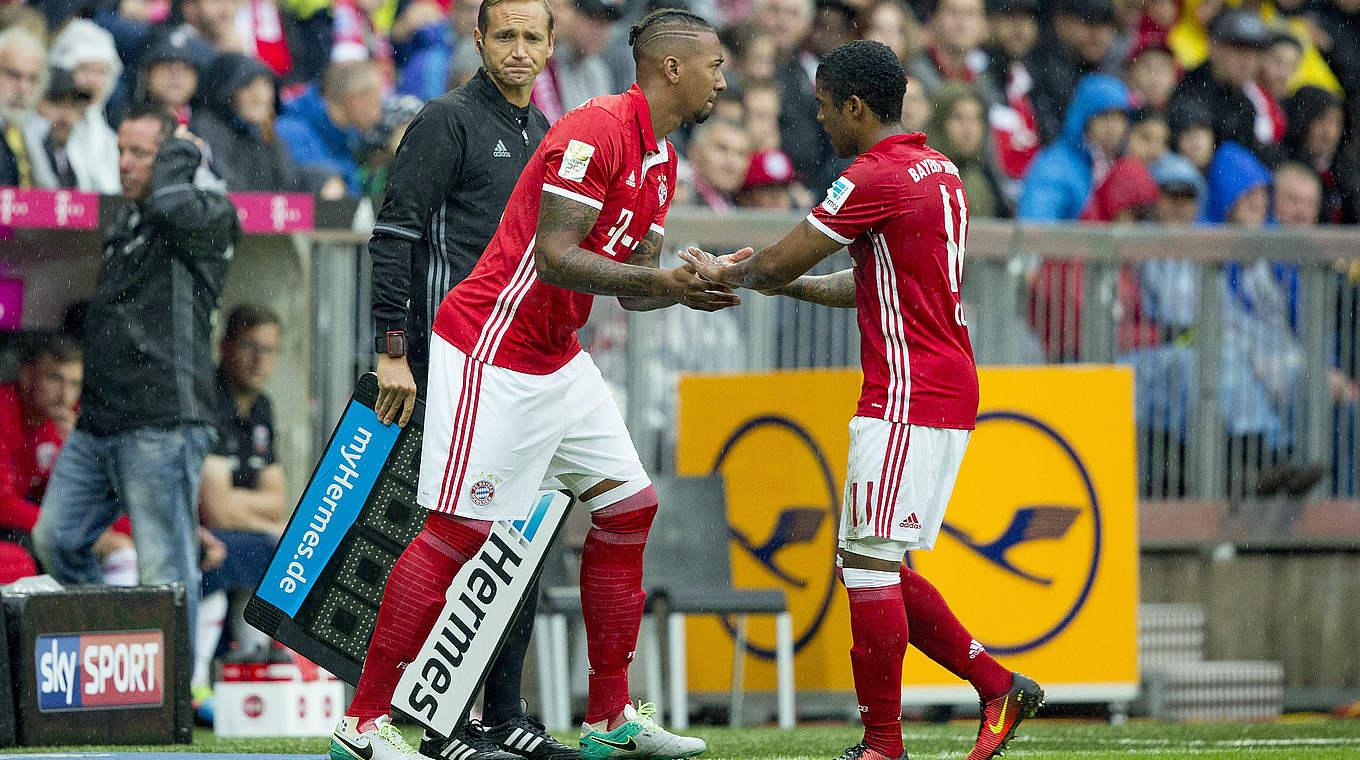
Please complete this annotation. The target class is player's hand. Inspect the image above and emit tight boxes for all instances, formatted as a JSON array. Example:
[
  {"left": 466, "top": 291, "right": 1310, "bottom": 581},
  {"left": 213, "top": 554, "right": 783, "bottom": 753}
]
[
  {"left": 376, "top": 353, "right": 418, "bottom": 427},
  {"left": 198, "top": 526, "right": 227, "bottom": 572},
  {"left": 677, "top": 246, "right": 753, "bottom": 287},
  {"left": 660, "top": 264, "right": 742, "bottom": 311}
]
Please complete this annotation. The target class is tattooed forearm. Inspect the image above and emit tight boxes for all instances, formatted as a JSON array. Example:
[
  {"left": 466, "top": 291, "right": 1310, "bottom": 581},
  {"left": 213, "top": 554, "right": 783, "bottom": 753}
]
[
  {"left": 773, "top": 270, "right": 856, "bottom": 308},
  {"left": 533, "top": 191, "right": 668, "bottom": 298},
  {"left": 618, "top": 231, "right": 678, "bottom": 311}
]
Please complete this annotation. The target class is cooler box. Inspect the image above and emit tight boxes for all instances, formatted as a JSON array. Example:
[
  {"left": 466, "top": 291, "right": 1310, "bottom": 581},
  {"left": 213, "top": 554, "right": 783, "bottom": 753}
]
[
  {"left": 0, "top": 583, "right": 191, "bottom": 746},
  {"left": 214, "top": 651, "right": 345, "bottom": 737}
]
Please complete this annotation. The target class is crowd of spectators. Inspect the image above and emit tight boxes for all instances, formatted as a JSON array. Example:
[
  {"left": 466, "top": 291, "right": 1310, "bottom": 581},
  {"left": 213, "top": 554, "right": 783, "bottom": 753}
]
[{"left": 0, "top": 0, "right": 1352, "bottom": 222}]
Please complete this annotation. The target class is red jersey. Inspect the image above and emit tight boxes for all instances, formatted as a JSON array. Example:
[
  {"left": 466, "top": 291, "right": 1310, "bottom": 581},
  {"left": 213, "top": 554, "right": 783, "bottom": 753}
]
[
  {"left": 806, "top": 132, "right": 978, "bottom": 429},
  {"left": 434, "top": 85, "right": 677, "bottom": 374},
  {"left": 0, "top": 382, "right": 63, "bottom": 532}
]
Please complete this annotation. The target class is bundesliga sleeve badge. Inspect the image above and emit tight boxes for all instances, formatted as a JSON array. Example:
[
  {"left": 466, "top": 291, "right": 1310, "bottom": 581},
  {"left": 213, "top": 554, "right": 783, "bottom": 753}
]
[
  {"left": 559, "top": 139, "right": 596, "bottom": 181},
  {"left": 822, "top": 176, "right": 856, "bottom": 215}
]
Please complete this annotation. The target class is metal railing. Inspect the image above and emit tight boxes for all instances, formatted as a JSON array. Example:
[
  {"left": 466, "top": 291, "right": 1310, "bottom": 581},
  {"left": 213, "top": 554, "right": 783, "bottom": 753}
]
[{"left": 584, "top": 212, "right": 1360, "bottom": 505}]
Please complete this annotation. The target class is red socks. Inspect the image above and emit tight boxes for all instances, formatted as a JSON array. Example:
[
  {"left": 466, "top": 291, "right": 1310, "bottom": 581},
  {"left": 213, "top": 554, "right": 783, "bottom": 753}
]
[
  {"left": 579, "top": 487, "right": 658, "bottom": 724},
  {"left": 347, "top": 514, "right": 490, "bottom": 719},
  {"left": 899, "top": 565, "right": 1012, "bottom": 700},
  {"left": 847, "top": 585, "right": 909, "bottom": 758}
]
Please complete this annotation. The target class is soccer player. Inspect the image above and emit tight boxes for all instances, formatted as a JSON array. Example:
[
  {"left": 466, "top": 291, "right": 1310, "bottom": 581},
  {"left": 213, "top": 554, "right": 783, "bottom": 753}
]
[
  {"left": 330, "top": 8, "right": 741, "bottom": 760},
  {"left": 366, "top": 0, "right": 569, "bottom": 756},
  {"left": 678, "top": 40, "right": 1044, "bottom": 760}
]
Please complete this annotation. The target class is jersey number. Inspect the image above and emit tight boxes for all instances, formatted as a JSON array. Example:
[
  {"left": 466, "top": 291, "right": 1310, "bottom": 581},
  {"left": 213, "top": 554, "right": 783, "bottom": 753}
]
[
  {"left": 940, "top": 186, "right": 968, "bottom": 326},
  {"left": 602, "top": 208, "right": 636, "bottom": 256}
]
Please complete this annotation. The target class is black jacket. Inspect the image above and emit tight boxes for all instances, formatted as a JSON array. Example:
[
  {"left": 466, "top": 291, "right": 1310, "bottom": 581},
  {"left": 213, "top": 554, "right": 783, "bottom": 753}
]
[
  {"left": 1027, "top": 32, "right": 1106, "bottom": 146},
  {"left": 78, "top": 137, "right": 240, "bottom": 436},
  {"left": 193, "top": 53, "right": 325, "bottom": 192},
  {"left": 1168, "top": 62, "right": 1272, "bottom": 162},
  {"left": 369, "top": 69, "right": 549, "bottom": 376}
]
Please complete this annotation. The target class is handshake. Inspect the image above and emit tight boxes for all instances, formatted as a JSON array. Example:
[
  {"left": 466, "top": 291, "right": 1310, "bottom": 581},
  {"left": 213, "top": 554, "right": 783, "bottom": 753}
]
[{"left": 663, "top": 245, "right": 763, "bottom": 312}]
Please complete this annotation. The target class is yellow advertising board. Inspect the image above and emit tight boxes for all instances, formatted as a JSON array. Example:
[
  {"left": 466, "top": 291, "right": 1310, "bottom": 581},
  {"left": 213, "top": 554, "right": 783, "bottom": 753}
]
[{"left": 675, "top": 366, "right": 1138, "bottom": 703}]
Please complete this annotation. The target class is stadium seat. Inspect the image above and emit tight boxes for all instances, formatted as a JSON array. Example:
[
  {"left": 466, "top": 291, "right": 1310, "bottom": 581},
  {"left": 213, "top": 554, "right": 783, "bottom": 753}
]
[{"left": 534, "top": 475, "right": 795, "bottom": 731}]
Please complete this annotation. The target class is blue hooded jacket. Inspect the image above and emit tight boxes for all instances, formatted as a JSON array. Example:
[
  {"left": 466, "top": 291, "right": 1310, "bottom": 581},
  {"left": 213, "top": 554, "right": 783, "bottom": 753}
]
[
  {"left": 276, "top": 84, "right": 365, "bottom": 196},
  {"left": 1017, "top": 74, "right": 1130, "bottom": 221},
  {"left": 1200, "top": 141, "right": 1272, "bottom": 224}
]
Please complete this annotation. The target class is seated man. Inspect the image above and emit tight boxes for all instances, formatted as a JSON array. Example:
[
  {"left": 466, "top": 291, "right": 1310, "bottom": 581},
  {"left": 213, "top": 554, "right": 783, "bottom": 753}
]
[
  {"left": 192, "top": 305, "right": 288, "bottom": 718},
  {"left": 0, "top": 336, "right": 136, "bottom": 584}
]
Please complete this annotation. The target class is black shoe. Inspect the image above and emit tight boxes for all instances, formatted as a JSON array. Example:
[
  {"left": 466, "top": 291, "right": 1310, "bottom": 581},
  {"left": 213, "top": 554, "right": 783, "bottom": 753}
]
[
  {"left": 421, "top": 720, "right": 521, "bottom": 760},
  {"left": 484, "top": 713, "right": 579, "bottom": 760},
  {"left": 834, "top": 743, "right": 908, "bottom": 760}
]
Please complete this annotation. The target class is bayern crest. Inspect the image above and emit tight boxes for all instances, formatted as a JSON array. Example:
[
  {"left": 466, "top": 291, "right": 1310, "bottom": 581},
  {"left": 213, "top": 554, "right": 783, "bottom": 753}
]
[{"left": 469, "top": 478, "right": 496, "bottom": 506}]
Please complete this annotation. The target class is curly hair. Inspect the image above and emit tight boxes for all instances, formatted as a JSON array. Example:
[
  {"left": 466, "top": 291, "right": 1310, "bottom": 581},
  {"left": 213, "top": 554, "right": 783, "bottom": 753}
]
[{"left": 815, "top": 40, "right": 906, "bottom": 123}]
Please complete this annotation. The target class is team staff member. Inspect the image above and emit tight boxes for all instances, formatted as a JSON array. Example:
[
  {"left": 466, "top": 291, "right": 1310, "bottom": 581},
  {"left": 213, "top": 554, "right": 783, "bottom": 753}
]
[
  {"left": 35, "top": 104, "right": 239, "bottom": 648},
  {"left": 680, "top": 41, "right": 1043, "bottom": 760},
  {"left": 366, "top": 1, "right": 571, "bottom": 759}
]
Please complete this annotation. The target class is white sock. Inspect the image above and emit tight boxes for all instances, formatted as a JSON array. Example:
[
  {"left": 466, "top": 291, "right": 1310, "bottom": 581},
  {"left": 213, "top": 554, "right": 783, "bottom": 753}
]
[
  {"left": 228, "top": 590, "right": 272, "bottom": 655},
  {"left": 99, "top": 547, "right": 138, "bottom": 586},
  {"left": 193, "top": 590, "right": 228, "bottom": 689}
]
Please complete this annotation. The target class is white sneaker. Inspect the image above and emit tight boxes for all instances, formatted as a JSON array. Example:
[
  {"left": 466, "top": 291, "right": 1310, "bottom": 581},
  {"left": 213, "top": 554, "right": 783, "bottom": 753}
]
[
  {"left": 579, "top": 702, "right": 706, "bottom": 759},
  {"left": 331, "top": 714, "right": 433, "bottom": 760}
]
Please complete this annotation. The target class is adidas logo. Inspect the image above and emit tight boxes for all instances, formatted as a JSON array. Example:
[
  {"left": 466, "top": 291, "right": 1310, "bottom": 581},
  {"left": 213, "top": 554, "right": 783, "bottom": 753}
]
[
  {"left": 493, "top": 139, "right": 511, "bottom": 158},
  {"left": 969, "top": 639, "right": 985, "bottom": 659},
  {"left": 626, "top": 170, "right": 636, "bottom": 187},
  {"left": 899, "top": 512, "right": 922, "bottom": 530}
]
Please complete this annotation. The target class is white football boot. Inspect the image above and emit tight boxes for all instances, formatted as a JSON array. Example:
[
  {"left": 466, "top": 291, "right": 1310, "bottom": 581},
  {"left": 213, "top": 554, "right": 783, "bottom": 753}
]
[{"left": 331, "top": 714, "right": 435, "bottom": 760}]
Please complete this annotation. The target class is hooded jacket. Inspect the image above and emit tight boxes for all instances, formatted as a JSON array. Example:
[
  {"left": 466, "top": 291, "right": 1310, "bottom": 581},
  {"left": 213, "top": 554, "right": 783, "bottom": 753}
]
[
  {"left": 80, "top": 138, "right": 240, "bottom": 435},
  {"left": 1282, "top": 85, "right": 1360, "bottom": 224},
  {"left": 33, "top": 20, "right": 122, "bottom": 194},
  {"left": 275, "top": 83, "right": 363, "bottom": 195},
  {"left": 1017, "top": 74, "right": 1130, "bottom": 221},
  {"left": 1201, "top": 141, "right": 1271, "bottom": 224},
  {"left": 191, "top": 53, "right": 322, "bottom": 192},
  {"left": 925, "top": 83, "right": 1011, "bottom": 219}
]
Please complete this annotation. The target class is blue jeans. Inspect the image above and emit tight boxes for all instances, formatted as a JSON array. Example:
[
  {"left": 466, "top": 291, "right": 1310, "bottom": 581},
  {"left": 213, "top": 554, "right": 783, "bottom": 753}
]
[{"left": 34, "top": 425, "right": 215, "bottom": 639}]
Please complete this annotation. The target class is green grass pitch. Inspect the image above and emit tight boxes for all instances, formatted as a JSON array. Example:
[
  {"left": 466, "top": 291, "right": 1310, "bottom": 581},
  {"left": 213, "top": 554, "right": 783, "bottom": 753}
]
[{"left": 5, "top": 719, "right": 1360, "bottom": 759}]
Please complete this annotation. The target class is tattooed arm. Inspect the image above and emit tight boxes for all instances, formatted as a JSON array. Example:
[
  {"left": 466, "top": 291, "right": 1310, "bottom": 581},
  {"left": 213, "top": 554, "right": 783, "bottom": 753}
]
[
  {"left": 616, "top": 230, "right": 677, "bottom": 311},
  {"left": 768, "top": 269, "right": 856, "bottom": 308},
  {"left": 533, "top": 190, "right": 740, "bottom": 311},
  {"left": 679, "top": 220, "right": 844, "bottom": 292}
]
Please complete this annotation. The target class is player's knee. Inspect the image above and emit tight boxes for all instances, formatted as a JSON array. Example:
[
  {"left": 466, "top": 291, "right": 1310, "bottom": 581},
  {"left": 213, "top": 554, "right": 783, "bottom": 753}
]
[
  {"left": 422, "top": 511, "right": 493, "bottom": 559},
  {"left": 839, "top": 567, "right": 901, "bottom": 589},
  {"left": 838, "top": 536, "right": 908, "bottom": 589},
  {"left": 587, "top": 483, "right": 658, "bottom": 544}
]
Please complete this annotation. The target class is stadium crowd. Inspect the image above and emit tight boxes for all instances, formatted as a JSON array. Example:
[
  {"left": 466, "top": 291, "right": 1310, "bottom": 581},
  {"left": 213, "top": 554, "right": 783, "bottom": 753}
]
[{"left": 0, "top": 0, "right": 1350, "bottom": 222}]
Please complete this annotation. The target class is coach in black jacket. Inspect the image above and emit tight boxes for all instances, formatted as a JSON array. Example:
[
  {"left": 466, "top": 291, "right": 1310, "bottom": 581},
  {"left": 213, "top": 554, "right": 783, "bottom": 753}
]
[
  {"left": 366, "top": 1, "right": 573, "bottom": 759},
  {"left": 35, "top": 104, "right": 239, "bottom": 644}
]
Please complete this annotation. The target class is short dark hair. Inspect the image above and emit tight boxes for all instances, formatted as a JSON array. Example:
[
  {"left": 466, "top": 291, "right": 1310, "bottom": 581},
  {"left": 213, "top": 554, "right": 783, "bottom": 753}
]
[
  {"left": 223, "top": 304, "right": 282, "bottom": 342},
  {"left": 816, "top": 40, "right": 906, "bottom": 123},
  {"left": 123, "top": 101, "right": 178, "bottom": 139},
  {"left": 477, "top": 0, "right": 554, "bottom": 37},
  {"left": 629, "top": 7, "right": 714, "bottom": 63},
  {"left": 21, "top": 334, "right": 82, "bottom": 367}
]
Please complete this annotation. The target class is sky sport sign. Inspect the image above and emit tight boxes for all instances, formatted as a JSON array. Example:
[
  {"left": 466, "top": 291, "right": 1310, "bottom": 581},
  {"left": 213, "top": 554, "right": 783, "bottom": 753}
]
[{"left": 35, "top": 631, "right": 164, "bottom": 712}]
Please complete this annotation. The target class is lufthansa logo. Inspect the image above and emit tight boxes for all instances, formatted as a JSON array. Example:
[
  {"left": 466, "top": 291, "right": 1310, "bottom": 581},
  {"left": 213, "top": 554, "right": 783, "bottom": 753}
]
[
  {"left": 710, "top": 415, "right": 840, "bottom": 658},
  {"left": 909, "top": 410, "right": 1101, "bottom": 655}
]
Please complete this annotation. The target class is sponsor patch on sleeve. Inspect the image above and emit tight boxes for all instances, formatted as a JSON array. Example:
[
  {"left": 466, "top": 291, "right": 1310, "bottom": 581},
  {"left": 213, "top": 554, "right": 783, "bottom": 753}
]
[
  {"left": 559, "top": 139, "right": 596, "bottom": 182},
  {"left": 821, "top": 176, "right": 856, "bottom": 215}
]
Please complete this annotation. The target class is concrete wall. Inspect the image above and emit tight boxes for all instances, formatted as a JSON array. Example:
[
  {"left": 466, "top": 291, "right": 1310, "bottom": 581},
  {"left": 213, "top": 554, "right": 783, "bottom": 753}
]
[{"left": 1141, "top": 549, "right": 1360, "bottom": 689}]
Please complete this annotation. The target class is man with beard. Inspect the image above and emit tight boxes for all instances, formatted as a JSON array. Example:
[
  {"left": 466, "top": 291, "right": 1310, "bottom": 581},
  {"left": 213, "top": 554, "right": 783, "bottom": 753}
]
[
  {"left": 0, "top": 27, "right": 45, "bottom": 187},
  {"left": 330, "top": 7, "right": 742, "bottom": 760},
  {"left": 366, "top": 0, "right": 573, "bottom": 757}
]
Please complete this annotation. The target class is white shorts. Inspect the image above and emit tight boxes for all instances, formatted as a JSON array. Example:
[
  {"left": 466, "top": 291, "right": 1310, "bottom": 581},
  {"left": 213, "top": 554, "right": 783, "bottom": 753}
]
[
  {"left": 839, "top": 417, "right": 971, "bottom": 551},
  {"left": 417, "top": 335, "right": 650, "bottom": 520}
]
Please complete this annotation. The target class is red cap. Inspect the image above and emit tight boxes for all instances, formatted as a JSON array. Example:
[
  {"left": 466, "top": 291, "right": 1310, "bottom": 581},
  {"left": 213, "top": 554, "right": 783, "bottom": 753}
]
[{"left": 742, "top": 150, "right": 797, "bottom": 190}]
